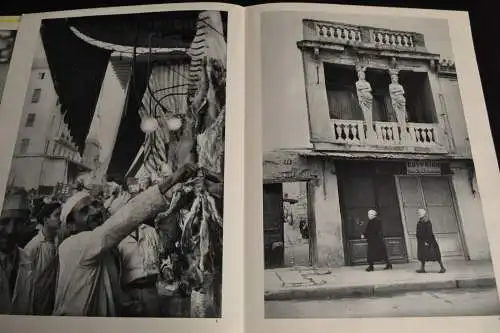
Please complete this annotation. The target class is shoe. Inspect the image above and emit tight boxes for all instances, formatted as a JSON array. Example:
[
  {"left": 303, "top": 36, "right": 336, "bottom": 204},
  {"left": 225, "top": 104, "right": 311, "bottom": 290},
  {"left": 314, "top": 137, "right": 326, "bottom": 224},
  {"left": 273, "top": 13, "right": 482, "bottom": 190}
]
[
  {"left": 439, "top": 268, "right": 446, "bottom": 273},
  {"left": 366, "top": 266, "right": 374, "bottom": 272},
  {"left": 383, "top": 264, "right": 392, "bottom": 270},
  {"left": 416, "top": 269, "right": 426, "bottom": 273}
]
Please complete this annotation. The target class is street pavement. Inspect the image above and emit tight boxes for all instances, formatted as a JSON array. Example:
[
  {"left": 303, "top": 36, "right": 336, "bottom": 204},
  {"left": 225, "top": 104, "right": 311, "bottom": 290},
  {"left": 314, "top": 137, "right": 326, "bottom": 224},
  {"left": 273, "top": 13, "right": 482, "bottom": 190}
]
[
  {"left": 265, "top": 259, "right": 496, "bottom": 301},
  {"left": 265, "top": 287, "right": 500, "bottom": 318}
]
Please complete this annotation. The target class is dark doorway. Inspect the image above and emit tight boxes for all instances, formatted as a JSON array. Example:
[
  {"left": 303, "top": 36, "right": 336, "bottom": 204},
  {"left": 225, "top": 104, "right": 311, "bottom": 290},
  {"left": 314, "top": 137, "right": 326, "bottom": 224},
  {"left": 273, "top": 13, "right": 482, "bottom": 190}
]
[
  {"left": 263, "top": 181, "right": 312, "bottom": 269},
  {"left": 263, "top": 183, "right": 285, "bottom": 269},
  {"left": 337, "top": 161, "right": 409, "bottom": 266}
]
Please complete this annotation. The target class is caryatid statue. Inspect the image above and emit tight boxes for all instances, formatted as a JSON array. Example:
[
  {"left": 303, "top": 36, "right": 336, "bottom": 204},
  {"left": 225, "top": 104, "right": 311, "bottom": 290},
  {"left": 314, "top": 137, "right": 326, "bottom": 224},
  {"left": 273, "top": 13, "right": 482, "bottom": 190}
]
[
  {"left": 389, "top": 69, "right": 409, "bottom": 140},
  {"left": 355, "top": 65, "right": 375, "bottom": 138}
]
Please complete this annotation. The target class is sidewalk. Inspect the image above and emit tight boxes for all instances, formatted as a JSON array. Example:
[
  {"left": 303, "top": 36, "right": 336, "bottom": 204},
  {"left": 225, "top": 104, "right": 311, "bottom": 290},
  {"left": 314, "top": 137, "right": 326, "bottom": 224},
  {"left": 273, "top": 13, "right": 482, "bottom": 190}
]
[{"left": 265, "top": 259, "right": 497, "bottom": 301}]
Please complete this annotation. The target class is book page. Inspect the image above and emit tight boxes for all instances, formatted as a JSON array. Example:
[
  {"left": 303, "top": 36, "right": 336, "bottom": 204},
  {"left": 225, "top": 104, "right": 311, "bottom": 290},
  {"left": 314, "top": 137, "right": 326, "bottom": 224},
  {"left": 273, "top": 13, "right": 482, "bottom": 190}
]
[
  {"left": 0, "top": 3, "right": 245, "bottom": 333},
  {"left": 245, "top": 3, "right": 500, "bottom": 333}
]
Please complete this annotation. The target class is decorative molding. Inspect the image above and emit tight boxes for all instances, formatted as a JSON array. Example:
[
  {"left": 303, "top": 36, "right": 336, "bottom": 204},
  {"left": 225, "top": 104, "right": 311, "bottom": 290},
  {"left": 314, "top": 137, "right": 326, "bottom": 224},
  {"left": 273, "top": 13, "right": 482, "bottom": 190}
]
[
  {"left": 313, "top": 47, "right": 320, "bottom": 60},
  {"left": 430, "top": 59, "right": 436, "bottom": 72},
  {"left": 438, "top": 58, "right": 456, "bottom": 76},
  {"left": 389, "top": 68, "right": 400, "bottom": 76},
  {"left": 390, "top": 56, "right": 398, "bottom": 69}
]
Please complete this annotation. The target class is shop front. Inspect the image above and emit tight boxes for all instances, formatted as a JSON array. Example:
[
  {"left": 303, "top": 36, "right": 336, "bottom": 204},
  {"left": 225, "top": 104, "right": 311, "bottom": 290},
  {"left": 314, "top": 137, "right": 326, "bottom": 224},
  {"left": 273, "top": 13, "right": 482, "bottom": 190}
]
[{"left": 337, "top": 159, "right": 467, "bottom": 266}]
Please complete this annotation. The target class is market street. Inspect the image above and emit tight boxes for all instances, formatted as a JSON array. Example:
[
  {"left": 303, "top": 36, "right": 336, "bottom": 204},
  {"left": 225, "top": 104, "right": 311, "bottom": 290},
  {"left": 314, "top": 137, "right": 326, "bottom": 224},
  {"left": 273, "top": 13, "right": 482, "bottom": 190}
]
[{"left": 265, "top": 288, "right": 500, "bottom": 318}]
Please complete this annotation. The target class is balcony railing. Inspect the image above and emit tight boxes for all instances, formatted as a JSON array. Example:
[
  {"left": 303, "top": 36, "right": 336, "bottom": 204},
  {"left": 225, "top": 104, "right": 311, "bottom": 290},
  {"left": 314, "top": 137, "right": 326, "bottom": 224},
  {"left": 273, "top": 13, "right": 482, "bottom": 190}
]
[
  {"left": 331, "top": 119, "right": 441, "bottom": 148},
  {"left": 310, "top": 20, "right": 425, "bottom": 52}
]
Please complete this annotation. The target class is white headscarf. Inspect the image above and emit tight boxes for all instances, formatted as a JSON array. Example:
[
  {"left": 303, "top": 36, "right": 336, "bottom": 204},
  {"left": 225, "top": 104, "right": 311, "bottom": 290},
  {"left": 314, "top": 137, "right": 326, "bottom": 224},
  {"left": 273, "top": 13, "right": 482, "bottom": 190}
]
[{"left": 60, "top": 190, "right": 91, "bottom": 227}]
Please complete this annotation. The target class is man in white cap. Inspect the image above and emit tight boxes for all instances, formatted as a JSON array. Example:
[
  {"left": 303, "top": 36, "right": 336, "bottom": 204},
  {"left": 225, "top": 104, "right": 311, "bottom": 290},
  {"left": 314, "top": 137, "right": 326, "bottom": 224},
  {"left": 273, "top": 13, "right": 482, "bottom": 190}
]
[
  {"left": 0, "top": 187, "right": 35, "bottom": 314},
  {"left": 52, "top": 163, "right": 197, "bottom": 316}
]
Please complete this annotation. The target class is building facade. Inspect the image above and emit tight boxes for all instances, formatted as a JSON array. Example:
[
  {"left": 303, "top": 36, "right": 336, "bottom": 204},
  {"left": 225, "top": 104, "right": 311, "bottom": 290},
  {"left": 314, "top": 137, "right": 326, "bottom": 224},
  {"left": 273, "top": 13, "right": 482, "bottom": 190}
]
[
  {"left": 0, "top": 30, "right": 16, "bottom": 104},
  {"left": 7, "top": 34, "right": 88, "bottom": 194},
  {"left": 263, "top": 19, "right": 490, "bottom": 268}
]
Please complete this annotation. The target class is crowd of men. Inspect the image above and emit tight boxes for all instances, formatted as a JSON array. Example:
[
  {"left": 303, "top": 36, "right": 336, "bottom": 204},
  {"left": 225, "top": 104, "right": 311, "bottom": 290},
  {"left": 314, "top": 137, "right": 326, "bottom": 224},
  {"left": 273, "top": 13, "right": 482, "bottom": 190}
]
[{"left": 0, "top": 163, "right": 221, "bottom": 317}]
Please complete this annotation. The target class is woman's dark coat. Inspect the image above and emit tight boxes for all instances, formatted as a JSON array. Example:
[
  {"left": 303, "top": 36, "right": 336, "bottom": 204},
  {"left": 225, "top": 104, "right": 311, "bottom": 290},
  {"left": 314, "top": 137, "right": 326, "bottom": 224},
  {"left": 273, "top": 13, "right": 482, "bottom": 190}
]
[
  {"left": 416, "top": 218, "right": 442, "bottom": 262},
  {"left": 363, "top": 217, "right": 389, "bottom": 263}
]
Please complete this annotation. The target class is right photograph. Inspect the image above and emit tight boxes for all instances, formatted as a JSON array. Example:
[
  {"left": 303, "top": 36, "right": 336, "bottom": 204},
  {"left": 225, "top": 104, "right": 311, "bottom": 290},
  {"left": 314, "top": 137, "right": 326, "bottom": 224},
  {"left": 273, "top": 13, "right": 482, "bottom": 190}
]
[{"left": 261, "top": 11, "right": 500, "bottom": 318}]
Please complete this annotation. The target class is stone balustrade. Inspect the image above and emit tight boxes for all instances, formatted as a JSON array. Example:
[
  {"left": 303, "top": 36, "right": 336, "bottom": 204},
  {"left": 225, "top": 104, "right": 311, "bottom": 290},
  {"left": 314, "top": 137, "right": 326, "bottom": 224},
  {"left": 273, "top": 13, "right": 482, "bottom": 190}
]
[
  {"left": 316, "top": 22, "right": 362, "bottom": 44},
  {"left": 371, "top": 29, "right": 414, "bottom": 49},
  {"left": 331, "top": 119, "right": 441, "bottom": 148},
  {"left": 307, "top": 20, "right": 426, "bottom": 51}
]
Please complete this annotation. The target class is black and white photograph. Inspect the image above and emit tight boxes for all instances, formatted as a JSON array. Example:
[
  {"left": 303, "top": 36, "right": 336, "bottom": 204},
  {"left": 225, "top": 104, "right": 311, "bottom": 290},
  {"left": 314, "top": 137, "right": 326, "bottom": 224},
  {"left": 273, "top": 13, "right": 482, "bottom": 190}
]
[
  {"left": 261, "top": 11, "right": 499, "bottom": 318},
  {"left": 0, "top": 28, "right": 16, "bottom": 104},
  {"left": 0, "top": 9, "right": 226, "bottom": 318}
]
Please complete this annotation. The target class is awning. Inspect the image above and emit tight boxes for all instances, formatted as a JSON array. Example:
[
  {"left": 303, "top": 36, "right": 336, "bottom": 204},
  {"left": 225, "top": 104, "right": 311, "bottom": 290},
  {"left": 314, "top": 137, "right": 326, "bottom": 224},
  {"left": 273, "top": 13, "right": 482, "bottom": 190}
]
[{"left": 39, "top": 11, "right": 227, "bottom": 176}]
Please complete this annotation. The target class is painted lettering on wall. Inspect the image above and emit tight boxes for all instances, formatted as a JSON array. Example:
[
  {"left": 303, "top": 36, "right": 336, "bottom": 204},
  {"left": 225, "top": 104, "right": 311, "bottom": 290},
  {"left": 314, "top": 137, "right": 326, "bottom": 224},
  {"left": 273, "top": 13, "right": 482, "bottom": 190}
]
[
  {"left": 263, "top": 150, "right": 320, "bottom": 181},
  {"left": 279, "top": 167, "right": 313, "bottom": 179}
]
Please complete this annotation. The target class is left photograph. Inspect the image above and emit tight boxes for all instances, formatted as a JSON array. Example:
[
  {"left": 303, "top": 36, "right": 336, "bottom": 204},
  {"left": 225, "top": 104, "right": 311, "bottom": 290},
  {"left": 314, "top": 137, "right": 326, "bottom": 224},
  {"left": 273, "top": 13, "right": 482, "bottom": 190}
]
[{"left": 0, "top": 10, "right": 227, "bottom": 318}]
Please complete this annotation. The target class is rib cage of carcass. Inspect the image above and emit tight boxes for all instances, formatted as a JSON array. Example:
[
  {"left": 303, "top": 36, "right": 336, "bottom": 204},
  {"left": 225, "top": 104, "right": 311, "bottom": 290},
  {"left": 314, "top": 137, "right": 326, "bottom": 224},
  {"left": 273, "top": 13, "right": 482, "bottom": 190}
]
[{"left": 138, "top": 60, "right": 191, "bottom": 179}]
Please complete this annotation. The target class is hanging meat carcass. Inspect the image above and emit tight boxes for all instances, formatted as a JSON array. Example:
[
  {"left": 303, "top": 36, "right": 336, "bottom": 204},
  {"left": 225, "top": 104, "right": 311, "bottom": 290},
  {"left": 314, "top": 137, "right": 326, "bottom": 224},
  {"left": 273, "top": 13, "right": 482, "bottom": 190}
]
[{"left": 150, "top": 10, "right": 226, "bottom": 318}]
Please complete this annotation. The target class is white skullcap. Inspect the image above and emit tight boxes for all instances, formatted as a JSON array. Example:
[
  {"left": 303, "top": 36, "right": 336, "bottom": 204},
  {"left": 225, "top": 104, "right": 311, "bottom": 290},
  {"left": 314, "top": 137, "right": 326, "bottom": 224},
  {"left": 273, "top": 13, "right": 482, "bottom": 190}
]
[{"left": 60, "top": 190, "right": 91, "bottom": 226}]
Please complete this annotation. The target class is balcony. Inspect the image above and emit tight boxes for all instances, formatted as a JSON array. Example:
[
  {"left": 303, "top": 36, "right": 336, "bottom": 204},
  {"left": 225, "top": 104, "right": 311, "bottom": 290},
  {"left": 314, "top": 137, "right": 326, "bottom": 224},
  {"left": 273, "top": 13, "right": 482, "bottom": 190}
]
[
  {"left": 330, "top": 119, "right": 447, "bottom": 153},
  {"left": 302, "top": 20, "right": 428, "bottom": 54}
]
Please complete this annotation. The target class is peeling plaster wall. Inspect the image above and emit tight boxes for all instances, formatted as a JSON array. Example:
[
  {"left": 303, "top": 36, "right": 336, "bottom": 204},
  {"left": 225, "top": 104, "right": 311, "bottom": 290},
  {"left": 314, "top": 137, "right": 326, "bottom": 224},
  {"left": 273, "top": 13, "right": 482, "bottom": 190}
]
[
  {"left": 450, "top": 161, "right": 491, "bottom": 260},
  {"left": 309, "top": 158, "right": 344, "bottom": 267}
]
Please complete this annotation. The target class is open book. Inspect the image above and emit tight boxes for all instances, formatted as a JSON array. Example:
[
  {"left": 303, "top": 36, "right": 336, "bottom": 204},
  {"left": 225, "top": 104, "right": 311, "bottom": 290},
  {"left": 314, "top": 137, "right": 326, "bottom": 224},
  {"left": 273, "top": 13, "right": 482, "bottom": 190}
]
[{"left": 0, "top": 2, "right": 500, "bottom": 333}]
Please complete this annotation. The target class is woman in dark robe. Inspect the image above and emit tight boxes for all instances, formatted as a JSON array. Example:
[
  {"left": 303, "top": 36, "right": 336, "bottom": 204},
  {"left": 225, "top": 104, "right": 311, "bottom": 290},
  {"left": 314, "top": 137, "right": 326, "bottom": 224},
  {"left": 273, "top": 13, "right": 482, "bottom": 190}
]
[
  {"left": 362, "top": 210, "right": 392, "bottom": 272},
  {"left": 416, "top": 208, "right": 446, "bottom": 273}
]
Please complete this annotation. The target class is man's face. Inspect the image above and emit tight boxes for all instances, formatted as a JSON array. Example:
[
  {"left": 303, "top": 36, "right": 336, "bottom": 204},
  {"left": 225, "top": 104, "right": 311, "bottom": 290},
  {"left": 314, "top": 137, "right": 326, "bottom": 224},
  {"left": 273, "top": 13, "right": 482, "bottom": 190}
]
[
  {"left": 139, "top": 179, "right": 150, "bottom": 191},
  {"left": 128, "top": 184, "right": 140, "bottom": 194},
  {"left": 45, "top": 207, "right": 61, "bottom": 232},
  {"left": 368, "top": 210, "right": 377, "bottom": 220},
  {"left": 72, "top": 200, "right": 102, "bottom": 231},
  {"left": 0, "top": 214, "right": 24, "bottom": 253}
]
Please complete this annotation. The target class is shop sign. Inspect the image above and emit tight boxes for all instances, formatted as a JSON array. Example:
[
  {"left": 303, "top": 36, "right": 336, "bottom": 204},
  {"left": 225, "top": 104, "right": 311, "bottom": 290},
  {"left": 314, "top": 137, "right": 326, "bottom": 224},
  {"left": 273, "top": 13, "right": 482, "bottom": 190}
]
[{"left": 406, "top": 160, "right": 441, "bottom": 175}]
